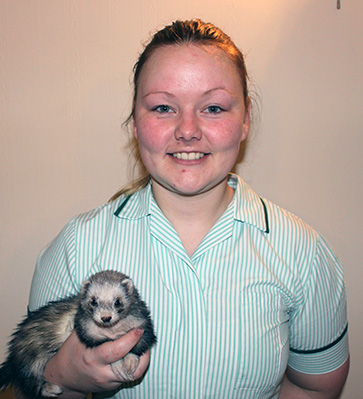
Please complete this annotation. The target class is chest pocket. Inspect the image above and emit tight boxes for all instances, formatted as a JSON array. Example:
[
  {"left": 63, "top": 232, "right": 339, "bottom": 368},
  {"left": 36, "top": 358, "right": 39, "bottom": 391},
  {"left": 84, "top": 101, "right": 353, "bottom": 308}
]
[{"left": 233, "top": 289, "right": 290, "bottom": 393}]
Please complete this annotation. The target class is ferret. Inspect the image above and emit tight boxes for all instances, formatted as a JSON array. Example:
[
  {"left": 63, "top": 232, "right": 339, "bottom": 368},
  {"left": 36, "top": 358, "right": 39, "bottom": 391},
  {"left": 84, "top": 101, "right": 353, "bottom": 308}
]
[{"left": 0, "top": 270, "right": 157, "bottom": 399}]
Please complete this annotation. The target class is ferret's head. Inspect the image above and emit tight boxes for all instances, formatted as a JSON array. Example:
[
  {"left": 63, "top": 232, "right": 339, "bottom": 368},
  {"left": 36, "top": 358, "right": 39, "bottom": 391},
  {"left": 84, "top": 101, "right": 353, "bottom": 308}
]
[{"left": 79, "top": 271, "right": 135, "bottom": 327}]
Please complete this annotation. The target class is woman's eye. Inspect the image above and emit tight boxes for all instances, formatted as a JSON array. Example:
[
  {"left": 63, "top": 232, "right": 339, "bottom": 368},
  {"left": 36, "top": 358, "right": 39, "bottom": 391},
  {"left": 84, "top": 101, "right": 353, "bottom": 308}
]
[
  {"left": 153, "top": 105, "right": 172, "bottom": 113},
  {"left": 205, "top": 105, "right": 224, "bottom": 114}
]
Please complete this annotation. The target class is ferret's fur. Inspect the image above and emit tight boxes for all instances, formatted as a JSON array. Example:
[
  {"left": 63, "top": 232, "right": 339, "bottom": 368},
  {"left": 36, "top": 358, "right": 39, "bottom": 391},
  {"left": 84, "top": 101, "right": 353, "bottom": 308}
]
[{"left": 0, "top": 270, "right": 157, "bottom": 398}]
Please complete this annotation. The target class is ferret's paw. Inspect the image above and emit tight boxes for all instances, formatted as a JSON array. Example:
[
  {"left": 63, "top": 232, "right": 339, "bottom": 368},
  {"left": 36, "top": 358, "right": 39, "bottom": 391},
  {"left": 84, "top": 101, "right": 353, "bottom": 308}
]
[
  {"left": 41, "top": 382, "right": 63, "bottom": 398},
  {"left": 111, "top": 353, "right": 140, "bottom": 381},
  {"left": 123, "top": 353, "right": 140, "bottom": 377}
]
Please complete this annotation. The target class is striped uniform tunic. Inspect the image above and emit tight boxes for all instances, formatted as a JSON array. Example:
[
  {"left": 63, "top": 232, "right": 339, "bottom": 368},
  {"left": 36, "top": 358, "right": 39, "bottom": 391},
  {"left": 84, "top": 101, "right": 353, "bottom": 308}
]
[{"left": 29, "top": 174, "right": 348, "bottom": 399}]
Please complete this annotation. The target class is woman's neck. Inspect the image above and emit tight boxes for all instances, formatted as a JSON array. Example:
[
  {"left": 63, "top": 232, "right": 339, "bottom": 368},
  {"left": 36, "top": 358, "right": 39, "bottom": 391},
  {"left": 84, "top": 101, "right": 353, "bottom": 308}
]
[{"left": 151, "top": 178, "right": 234, "bottom": 256}]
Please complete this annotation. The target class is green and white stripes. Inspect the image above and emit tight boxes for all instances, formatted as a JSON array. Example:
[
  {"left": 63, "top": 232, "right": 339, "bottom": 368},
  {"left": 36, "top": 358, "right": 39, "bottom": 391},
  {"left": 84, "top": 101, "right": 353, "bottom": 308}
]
[{"left": 29, "top": 174, "right": 348, "bottom": 398}]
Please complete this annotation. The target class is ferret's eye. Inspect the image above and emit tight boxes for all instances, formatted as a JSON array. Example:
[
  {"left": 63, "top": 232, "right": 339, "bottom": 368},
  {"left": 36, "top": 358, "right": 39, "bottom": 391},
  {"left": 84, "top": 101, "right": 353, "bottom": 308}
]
[
  {"left": 114, "top": 298, "right": 122, "bottom": 308},
  {"left": 90, "top": 297, "right": 98, "bottom": 307}
]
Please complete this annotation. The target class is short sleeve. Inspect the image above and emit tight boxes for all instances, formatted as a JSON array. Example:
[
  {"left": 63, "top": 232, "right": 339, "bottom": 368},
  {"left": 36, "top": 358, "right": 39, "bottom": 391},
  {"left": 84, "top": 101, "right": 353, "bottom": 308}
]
[
  {"left": 288, "top": 234, "right": 349, "bottom": 374},
  {"left": 28, "top": 218, "right": 79, "bottom": 311}
]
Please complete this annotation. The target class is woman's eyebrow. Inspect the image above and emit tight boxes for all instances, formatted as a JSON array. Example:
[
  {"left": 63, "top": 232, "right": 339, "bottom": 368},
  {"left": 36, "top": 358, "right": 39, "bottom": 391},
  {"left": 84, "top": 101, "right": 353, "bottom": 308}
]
[
  {"left": 142, "top": 91, "right": 175, "bottom": 100},
  {"left": 142, "top": 87, "right": 237, "bottom": 100},
  {"left": 204, "top": 87, "right": 237, "bottom": 97}
]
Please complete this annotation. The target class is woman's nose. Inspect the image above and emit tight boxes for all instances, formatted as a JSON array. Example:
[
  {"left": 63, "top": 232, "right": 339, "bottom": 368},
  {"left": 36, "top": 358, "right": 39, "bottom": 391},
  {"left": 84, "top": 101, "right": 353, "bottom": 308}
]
[{"left": 174, "top": 112, "right": 202, "bottom": 141}]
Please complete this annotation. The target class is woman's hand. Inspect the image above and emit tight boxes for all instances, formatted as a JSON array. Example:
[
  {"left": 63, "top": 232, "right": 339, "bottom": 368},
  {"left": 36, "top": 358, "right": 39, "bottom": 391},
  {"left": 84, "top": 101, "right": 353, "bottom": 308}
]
[{"left": 43, "top": 329, "right": 150, "bottom": 399}]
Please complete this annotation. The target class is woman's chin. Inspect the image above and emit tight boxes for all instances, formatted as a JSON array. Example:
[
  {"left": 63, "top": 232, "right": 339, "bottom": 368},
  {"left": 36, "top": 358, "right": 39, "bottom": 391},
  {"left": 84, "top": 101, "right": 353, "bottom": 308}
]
[{"left": 152, "top": 175, "right": 229, "bottom": 198}]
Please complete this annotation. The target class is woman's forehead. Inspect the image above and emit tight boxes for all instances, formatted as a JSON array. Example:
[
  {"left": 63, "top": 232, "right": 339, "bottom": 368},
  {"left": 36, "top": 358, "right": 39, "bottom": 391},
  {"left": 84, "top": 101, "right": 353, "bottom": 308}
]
[
  {"left": 144, "top": 43, "right": 236, "bottom": 69},
  {"left": 137, "top": 44, "right": 244, "bottom": 94}
]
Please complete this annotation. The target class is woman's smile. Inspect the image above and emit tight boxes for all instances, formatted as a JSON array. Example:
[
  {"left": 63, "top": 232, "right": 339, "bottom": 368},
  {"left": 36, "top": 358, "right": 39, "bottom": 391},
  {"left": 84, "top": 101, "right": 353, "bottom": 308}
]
[{"left": 171, "top": 152, "right": 206, "bottom": 161}]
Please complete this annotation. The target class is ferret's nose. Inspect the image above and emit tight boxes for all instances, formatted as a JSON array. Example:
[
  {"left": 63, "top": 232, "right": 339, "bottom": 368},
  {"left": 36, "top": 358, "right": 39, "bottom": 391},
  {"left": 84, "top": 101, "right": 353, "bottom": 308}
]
[{"left": 101, "top": 316, "right": 112, "bottom": 323}]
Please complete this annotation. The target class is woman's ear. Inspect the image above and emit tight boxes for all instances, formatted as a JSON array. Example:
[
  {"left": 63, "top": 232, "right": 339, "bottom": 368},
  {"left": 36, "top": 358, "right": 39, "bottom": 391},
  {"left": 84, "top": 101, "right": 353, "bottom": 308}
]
[
  {"left": 133, "top": 117, "right": 138, "bottom": 139},
  {"left": 131, "top": 99, "right": 138, "bottom": 139},
  {"left": 241, "top": 103, "right": 251, "bottom": 142}
]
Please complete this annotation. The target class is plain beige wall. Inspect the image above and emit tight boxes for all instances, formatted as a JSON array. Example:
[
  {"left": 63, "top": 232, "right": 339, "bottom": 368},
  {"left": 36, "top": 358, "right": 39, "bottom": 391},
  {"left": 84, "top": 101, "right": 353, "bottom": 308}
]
[{"left": 1, "top": 0, "right": 362, "bottom": 396}]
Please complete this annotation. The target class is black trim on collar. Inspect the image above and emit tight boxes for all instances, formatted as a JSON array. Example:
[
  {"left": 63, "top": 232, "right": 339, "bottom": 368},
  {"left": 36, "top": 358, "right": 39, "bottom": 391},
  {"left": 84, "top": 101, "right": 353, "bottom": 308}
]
[
  {"left": 114, "top": 195, "right": 132, "bottom": 217},
  {"left": 290, "top": 324, "right": 348, "bottom": 354},
  {"left": 259, "top": 198, "right": 270, "bottom": 234}
]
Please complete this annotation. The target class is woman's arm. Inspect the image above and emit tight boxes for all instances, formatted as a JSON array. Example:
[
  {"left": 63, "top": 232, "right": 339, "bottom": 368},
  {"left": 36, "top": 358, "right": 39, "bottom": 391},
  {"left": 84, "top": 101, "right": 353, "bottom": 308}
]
[
  {"left": 279, "top": 357, "right": 349, "bottom": 399},
  {"left": 16, "top": 329, "right": 150, "bottom": 399}
]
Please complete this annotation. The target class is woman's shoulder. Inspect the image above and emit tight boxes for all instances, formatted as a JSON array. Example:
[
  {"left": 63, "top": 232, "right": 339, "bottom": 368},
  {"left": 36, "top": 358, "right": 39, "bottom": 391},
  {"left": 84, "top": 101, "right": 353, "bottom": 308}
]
[
  {"left": 261, "top": 196, "right": 317, "bottom": 237},
  {"left": 74, "top": 197, "right": 127, "bottom": 223},
  {"left": 71, "top": 185, "right": 151, "bottom": 227},
  {"left": 234, "top": 175, "right": 319, "bottom": 241}
]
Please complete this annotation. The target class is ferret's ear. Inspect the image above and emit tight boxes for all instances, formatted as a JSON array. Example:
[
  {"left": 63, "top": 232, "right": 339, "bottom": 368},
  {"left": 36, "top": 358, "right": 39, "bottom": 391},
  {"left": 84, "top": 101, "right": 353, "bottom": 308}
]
[
  {"left": 121, "top": 278, "right": 134, "bottom": 295},
  {"left": 80, "top": 279, "right": 91, "bottom": 297}
]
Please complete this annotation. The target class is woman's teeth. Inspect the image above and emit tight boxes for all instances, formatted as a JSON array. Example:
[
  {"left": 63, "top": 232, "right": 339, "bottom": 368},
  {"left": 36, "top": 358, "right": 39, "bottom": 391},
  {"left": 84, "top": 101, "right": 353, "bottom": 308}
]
[{"left": 173, "top": 152, "right": 205, "bottom": 160}]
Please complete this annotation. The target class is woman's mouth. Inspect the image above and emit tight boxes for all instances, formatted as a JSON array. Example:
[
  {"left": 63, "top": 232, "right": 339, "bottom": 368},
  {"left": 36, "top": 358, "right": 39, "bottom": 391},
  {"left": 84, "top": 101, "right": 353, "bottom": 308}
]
[{"left": 172, "top": 152, "right": 206, "bottom": 160}]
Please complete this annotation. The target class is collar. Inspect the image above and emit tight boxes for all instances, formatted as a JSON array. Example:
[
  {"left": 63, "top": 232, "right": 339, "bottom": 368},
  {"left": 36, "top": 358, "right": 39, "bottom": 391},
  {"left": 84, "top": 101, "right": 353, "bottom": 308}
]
[
  {"left": 229, "top": 174, "right": 269, "bottom": 233},
  {"left": 113, "top": 182, "right": 152, "bottom": 219},
  {"left": 114, "top": 174, "right": 269, "bottom": 234}
]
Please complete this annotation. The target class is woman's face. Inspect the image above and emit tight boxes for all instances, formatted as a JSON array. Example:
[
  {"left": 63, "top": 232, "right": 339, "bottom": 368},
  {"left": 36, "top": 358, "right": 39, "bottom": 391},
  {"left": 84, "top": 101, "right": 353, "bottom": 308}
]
[{"left": 133, "top": 44, "right": 250, "bottom": 197}]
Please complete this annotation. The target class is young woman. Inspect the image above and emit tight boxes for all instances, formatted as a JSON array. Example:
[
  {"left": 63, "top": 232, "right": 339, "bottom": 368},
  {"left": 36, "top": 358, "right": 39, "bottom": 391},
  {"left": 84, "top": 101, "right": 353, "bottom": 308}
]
[{"left": 26, "top": 19, "right": 349, "bottom": 399}]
